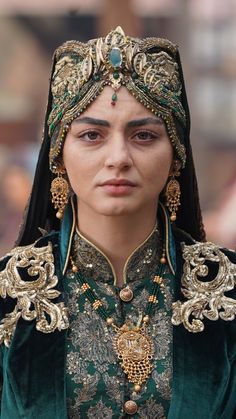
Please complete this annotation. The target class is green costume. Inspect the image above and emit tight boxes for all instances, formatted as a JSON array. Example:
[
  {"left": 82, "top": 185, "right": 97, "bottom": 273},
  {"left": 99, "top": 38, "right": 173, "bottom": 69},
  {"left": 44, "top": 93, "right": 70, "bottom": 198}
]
[
  {"left": 0, "top": 201, "right": 236, "bottom": 418},
  {"left": 0, "top": 27, "right": 235, "bottom": 418}
]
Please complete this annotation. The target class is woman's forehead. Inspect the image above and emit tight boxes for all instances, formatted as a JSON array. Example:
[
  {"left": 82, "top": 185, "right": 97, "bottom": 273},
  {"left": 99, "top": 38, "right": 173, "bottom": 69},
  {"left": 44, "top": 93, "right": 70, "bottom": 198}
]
[{"left": 73, "top": 86, "right": 161, "bottom": 121}]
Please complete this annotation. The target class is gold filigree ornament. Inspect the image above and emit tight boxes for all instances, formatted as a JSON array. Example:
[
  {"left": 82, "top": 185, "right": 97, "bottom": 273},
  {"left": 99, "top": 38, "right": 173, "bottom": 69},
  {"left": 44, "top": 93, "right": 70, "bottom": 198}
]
[
  {"left": 0, "top": 242, "right": 69, "bottom": 347},
  {"left": 50, "top": 170, "right": 69, "bottom": 219},
  {"left": 113, "top": 322, "right": 154, "bottom": 392},
  {"left": 171, "top": 242, "right": 236, "bottom": 333}
]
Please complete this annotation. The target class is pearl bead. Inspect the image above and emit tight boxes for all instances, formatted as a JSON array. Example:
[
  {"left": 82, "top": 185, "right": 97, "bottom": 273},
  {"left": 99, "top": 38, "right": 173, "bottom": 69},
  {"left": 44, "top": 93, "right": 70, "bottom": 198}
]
[
  {"left": 56, "top": 210, "right": 63, "bottom": 219},
  {"left": 170, "top": 214, "right": 176, "bottom": 222},
  {"left": 143, "top": 315, "right": 149, "bottom": 323},
  {"left": 134, "top": 384, "right": 141, "bottom": 393}
]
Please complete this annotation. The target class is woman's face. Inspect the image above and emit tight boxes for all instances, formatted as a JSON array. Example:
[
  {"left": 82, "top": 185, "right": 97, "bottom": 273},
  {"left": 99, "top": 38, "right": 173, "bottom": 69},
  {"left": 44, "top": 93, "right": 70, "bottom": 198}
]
[{"left": 63, "top": 86, "right": 173, "bottom": 218}]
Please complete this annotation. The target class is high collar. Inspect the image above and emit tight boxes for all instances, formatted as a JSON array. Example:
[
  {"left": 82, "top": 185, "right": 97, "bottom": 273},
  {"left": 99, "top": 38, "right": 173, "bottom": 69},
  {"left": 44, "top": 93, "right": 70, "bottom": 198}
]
[
  {"left": 72, "top": 224, "right": 160, "bottom": 286},
  {"left": 59, "top": 198, "right": 176, "bottom": 277}
]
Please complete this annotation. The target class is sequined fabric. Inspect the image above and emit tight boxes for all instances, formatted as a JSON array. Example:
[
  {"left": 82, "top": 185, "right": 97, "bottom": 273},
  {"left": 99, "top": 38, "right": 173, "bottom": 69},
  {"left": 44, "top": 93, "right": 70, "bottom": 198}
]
[{"left": 64, "top": 228, "right": 174, "bottom": 418}]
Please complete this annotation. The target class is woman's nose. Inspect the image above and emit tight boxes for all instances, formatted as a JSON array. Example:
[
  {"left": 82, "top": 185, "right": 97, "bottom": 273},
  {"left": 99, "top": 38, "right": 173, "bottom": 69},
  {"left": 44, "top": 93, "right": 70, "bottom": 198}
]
[{"left": 104, "top": 136, "right": 133, "bottom": 170}]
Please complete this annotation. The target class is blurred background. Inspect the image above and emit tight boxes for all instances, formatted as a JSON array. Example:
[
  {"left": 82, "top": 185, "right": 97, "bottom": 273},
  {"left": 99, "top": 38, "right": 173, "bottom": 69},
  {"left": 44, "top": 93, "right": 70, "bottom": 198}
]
[{"left": 0, "top": 0, "right": 236, "bottom": 255}]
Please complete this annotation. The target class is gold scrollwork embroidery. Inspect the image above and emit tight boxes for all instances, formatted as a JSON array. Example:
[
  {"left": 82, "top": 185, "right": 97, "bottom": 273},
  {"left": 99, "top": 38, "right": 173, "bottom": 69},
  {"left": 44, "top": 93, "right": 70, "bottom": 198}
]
[
  {"left": 0, "top": 242, "right": 69, "bottom": 347},
  {"left": 171, "top": 242, "right": 236, "bottom": 333}
]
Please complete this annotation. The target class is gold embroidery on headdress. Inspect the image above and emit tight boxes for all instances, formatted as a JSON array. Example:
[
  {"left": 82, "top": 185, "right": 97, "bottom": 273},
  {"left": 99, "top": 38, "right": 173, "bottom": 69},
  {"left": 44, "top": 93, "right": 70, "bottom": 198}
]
[
  {"left": 172, "top": 242, "right": 236, "bottom": 333},
  {"left": 0, "top": 242, "right": 69, "bottom": 347},
  {"left": 48, "top": 26, "right": 186, "bottom": 172}
]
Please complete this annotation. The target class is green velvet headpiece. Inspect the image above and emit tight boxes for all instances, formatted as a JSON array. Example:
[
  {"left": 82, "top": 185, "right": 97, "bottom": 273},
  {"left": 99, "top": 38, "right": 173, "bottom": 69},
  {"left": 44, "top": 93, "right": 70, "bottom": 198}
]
[{"left": 47, "top": 26, "right": 187, "bottom": 172}]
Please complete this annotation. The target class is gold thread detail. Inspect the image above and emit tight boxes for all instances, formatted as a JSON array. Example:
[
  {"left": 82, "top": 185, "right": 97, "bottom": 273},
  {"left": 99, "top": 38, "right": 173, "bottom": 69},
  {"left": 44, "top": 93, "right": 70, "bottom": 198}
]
[
  {"left": 172, "top": 242, "right": 236, "bottom": 333},
  {"left": 153, "top": 275, "right": 163, "bottom": 284},
  {"left": 92, "top": 300, "right": 103, "bottom": 310},
  {"left": 148, "top": 295, "right": 157, "bottom": 303},
  {"left": 81, "top": 283, "right": 91, "bottom": 293},
  {"left": 0, "top": 242, "right": 69, "bottom": 347}
]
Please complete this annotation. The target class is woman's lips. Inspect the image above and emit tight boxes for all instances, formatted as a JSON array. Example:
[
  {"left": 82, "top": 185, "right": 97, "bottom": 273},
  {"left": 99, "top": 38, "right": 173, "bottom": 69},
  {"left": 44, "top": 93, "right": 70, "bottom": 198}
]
[
  {"left": 101, "top": 179, "right": 137, "bottom": 186},
  {"left": 99, "top": 179, "right": 137, "bottom": 195}
]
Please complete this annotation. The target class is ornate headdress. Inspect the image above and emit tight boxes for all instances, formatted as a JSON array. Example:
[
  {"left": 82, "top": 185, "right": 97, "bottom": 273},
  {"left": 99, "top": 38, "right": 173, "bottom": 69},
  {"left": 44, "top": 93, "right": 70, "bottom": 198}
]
[
  {"left": 17, "top": 27, "right": 206, "bottom": 247},
  {"left": 48, "top": 26, "right": 187, "bottom": 172}
]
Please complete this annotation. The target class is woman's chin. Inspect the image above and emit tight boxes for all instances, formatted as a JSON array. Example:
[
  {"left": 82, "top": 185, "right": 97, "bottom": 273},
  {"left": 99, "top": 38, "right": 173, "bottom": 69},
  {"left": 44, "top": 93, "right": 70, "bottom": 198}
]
[{"left": 94, "top": 203, "right": 138, "bottom": 217}]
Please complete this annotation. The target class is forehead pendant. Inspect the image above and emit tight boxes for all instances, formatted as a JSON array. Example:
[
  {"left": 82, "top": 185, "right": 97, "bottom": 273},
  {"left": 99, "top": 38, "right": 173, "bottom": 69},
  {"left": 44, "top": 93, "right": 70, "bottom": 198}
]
[{"left": 109, "top": 47, "right": 122, "bottom": 106}]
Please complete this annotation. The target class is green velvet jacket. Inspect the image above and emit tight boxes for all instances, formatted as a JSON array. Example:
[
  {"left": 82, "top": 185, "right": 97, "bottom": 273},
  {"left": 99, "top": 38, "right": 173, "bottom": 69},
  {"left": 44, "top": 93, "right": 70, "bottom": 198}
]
[{"left": 0, "top": 203, "right": 236, "bottom": 419}]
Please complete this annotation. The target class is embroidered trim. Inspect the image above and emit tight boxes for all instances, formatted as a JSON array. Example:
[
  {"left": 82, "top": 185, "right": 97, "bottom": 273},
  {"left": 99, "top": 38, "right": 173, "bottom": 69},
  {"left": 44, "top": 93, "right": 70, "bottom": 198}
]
[
  {"left": 0, "top": 242, "right": 69, "bottom": 347},
  {"left": 171, "top": 242, "right": 236, "bottom": 333}
]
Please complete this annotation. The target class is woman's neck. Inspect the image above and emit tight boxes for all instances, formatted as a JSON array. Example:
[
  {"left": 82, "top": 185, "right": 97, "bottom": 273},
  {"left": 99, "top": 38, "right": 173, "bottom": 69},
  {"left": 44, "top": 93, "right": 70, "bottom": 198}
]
[{"left": 77, "top": 206, "right": 157, "bottom": 287}]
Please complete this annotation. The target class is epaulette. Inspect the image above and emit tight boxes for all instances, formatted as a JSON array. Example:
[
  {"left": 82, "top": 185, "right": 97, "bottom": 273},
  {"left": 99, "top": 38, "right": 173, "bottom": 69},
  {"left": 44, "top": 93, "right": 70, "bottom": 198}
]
[
  {"left": 0, "top": 238, "right": 69, "bottom": 348},
  {"left": 172, "top": 240, "right": 236, "bottom": 332}
]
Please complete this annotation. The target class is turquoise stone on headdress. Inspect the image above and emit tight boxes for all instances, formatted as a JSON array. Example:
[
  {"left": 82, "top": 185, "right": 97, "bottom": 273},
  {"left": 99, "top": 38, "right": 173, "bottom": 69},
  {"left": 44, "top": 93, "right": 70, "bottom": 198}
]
[{"left": 109, "top": 47, "right": 122, "bottom": 68}]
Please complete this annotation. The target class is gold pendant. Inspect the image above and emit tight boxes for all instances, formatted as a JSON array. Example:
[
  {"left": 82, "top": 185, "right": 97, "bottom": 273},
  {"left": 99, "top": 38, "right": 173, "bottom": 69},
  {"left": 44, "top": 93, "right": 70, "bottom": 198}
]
[{"left": 113, "top": 322, "right": 154, "bottom": 389}]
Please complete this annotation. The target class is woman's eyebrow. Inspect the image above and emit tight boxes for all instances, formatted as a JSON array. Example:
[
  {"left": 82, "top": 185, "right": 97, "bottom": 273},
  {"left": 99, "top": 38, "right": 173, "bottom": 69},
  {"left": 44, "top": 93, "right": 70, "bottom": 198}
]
[
  {"left": 73, "top": 117, "right": 110, "bottom": 126},
  {"left": 73, "top": 116, "right": 163, "bottom": 128},
  {"left": 127, "top": 117, "right": 163, "bottom": 128}
]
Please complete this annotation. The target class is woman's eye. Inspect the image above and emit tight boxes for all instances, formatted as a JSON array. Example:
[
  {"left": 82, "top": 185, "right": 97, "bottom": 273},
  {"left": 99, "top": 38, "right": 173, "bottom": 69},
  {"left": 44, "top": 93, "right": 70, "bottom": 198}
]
[
  {"left": 79, "top": 131, "right": 100, "bottom": 141},
  {"left": 134, "top": 131, "right": 157, "bottom": 141}
]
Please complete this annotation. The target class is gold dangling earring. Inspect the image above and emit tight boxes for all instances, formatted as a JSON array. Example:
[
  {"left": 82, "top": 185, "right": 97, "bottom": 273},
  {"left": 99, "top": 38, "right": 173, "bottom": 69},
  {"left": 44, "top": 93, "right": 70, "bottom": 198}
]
[
  {"left": 165, "top": 161, "right": 181, "bottom": 222},
  {"left": 50, "top": 170, "right": 69, "bottom": 219}
]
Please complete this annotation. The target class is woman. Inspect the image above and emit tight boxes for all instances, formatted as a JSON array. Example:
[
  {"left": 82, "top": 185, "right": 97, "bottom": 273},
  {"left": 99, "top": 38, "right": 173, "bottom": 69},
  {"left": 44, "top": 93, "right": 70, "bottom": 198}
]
[{"left": 0, "top": 26, "right": 236, "bottom": 419}]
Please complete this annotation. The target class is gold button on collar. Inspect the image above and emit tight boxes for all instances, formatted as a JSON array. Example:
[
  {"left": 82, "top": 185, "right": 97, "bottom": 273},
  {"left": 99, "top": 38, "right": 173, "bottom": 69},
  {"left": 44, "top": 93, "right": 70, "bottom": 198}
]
[
  {"left": 119, "top": 286, "right": 133, "bottom": 302},
  {"left": 124, "top": 400, "right": 138, "bottom": 415}
]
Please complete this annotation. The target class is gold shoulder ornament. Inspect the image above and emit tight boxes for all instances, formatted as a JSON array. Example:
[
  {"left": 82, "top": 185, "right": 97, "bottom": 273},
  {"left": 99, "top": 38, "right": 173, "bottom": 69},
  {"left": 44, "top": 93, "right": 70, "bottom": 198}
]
[
  {"left": 0, "top": 242, "right": 69, "bottom": 347},
  {"left": 172, "top": 242, "right": 236, "bottom": 333}
]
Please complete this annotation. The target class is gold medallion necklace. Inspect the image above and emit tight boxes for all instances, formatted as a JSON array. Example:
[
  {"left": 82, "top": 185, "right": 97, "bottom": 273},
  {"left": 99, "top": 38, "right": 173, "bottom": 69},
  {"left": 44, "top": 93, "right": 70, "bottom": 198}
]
[{"left": 70, "top": 256, "right": 167, "bottom": 393}]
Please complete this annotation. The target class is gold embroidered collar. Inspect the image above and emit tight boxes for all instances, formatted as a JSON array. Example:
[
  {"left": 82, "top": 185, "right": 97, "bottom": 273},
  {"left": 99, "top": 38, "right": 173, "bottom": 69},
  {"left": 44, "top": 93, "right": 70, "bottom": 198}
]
[
  {"left": 61, "top": 199, "right": 176, "bottom": 277},
  {"left": 71, "top": 225, "right": 161, "bottom": 286}
]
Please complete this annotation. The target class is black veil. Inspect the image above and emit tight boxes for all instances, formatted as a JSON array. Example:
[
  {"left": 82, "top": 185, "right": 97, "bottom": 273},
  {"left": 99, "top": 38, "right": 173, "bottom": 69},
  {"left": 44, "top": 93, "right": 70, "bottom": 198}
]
[{"left": 16, "top": 46, "right": 205, "bottom": 247}]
